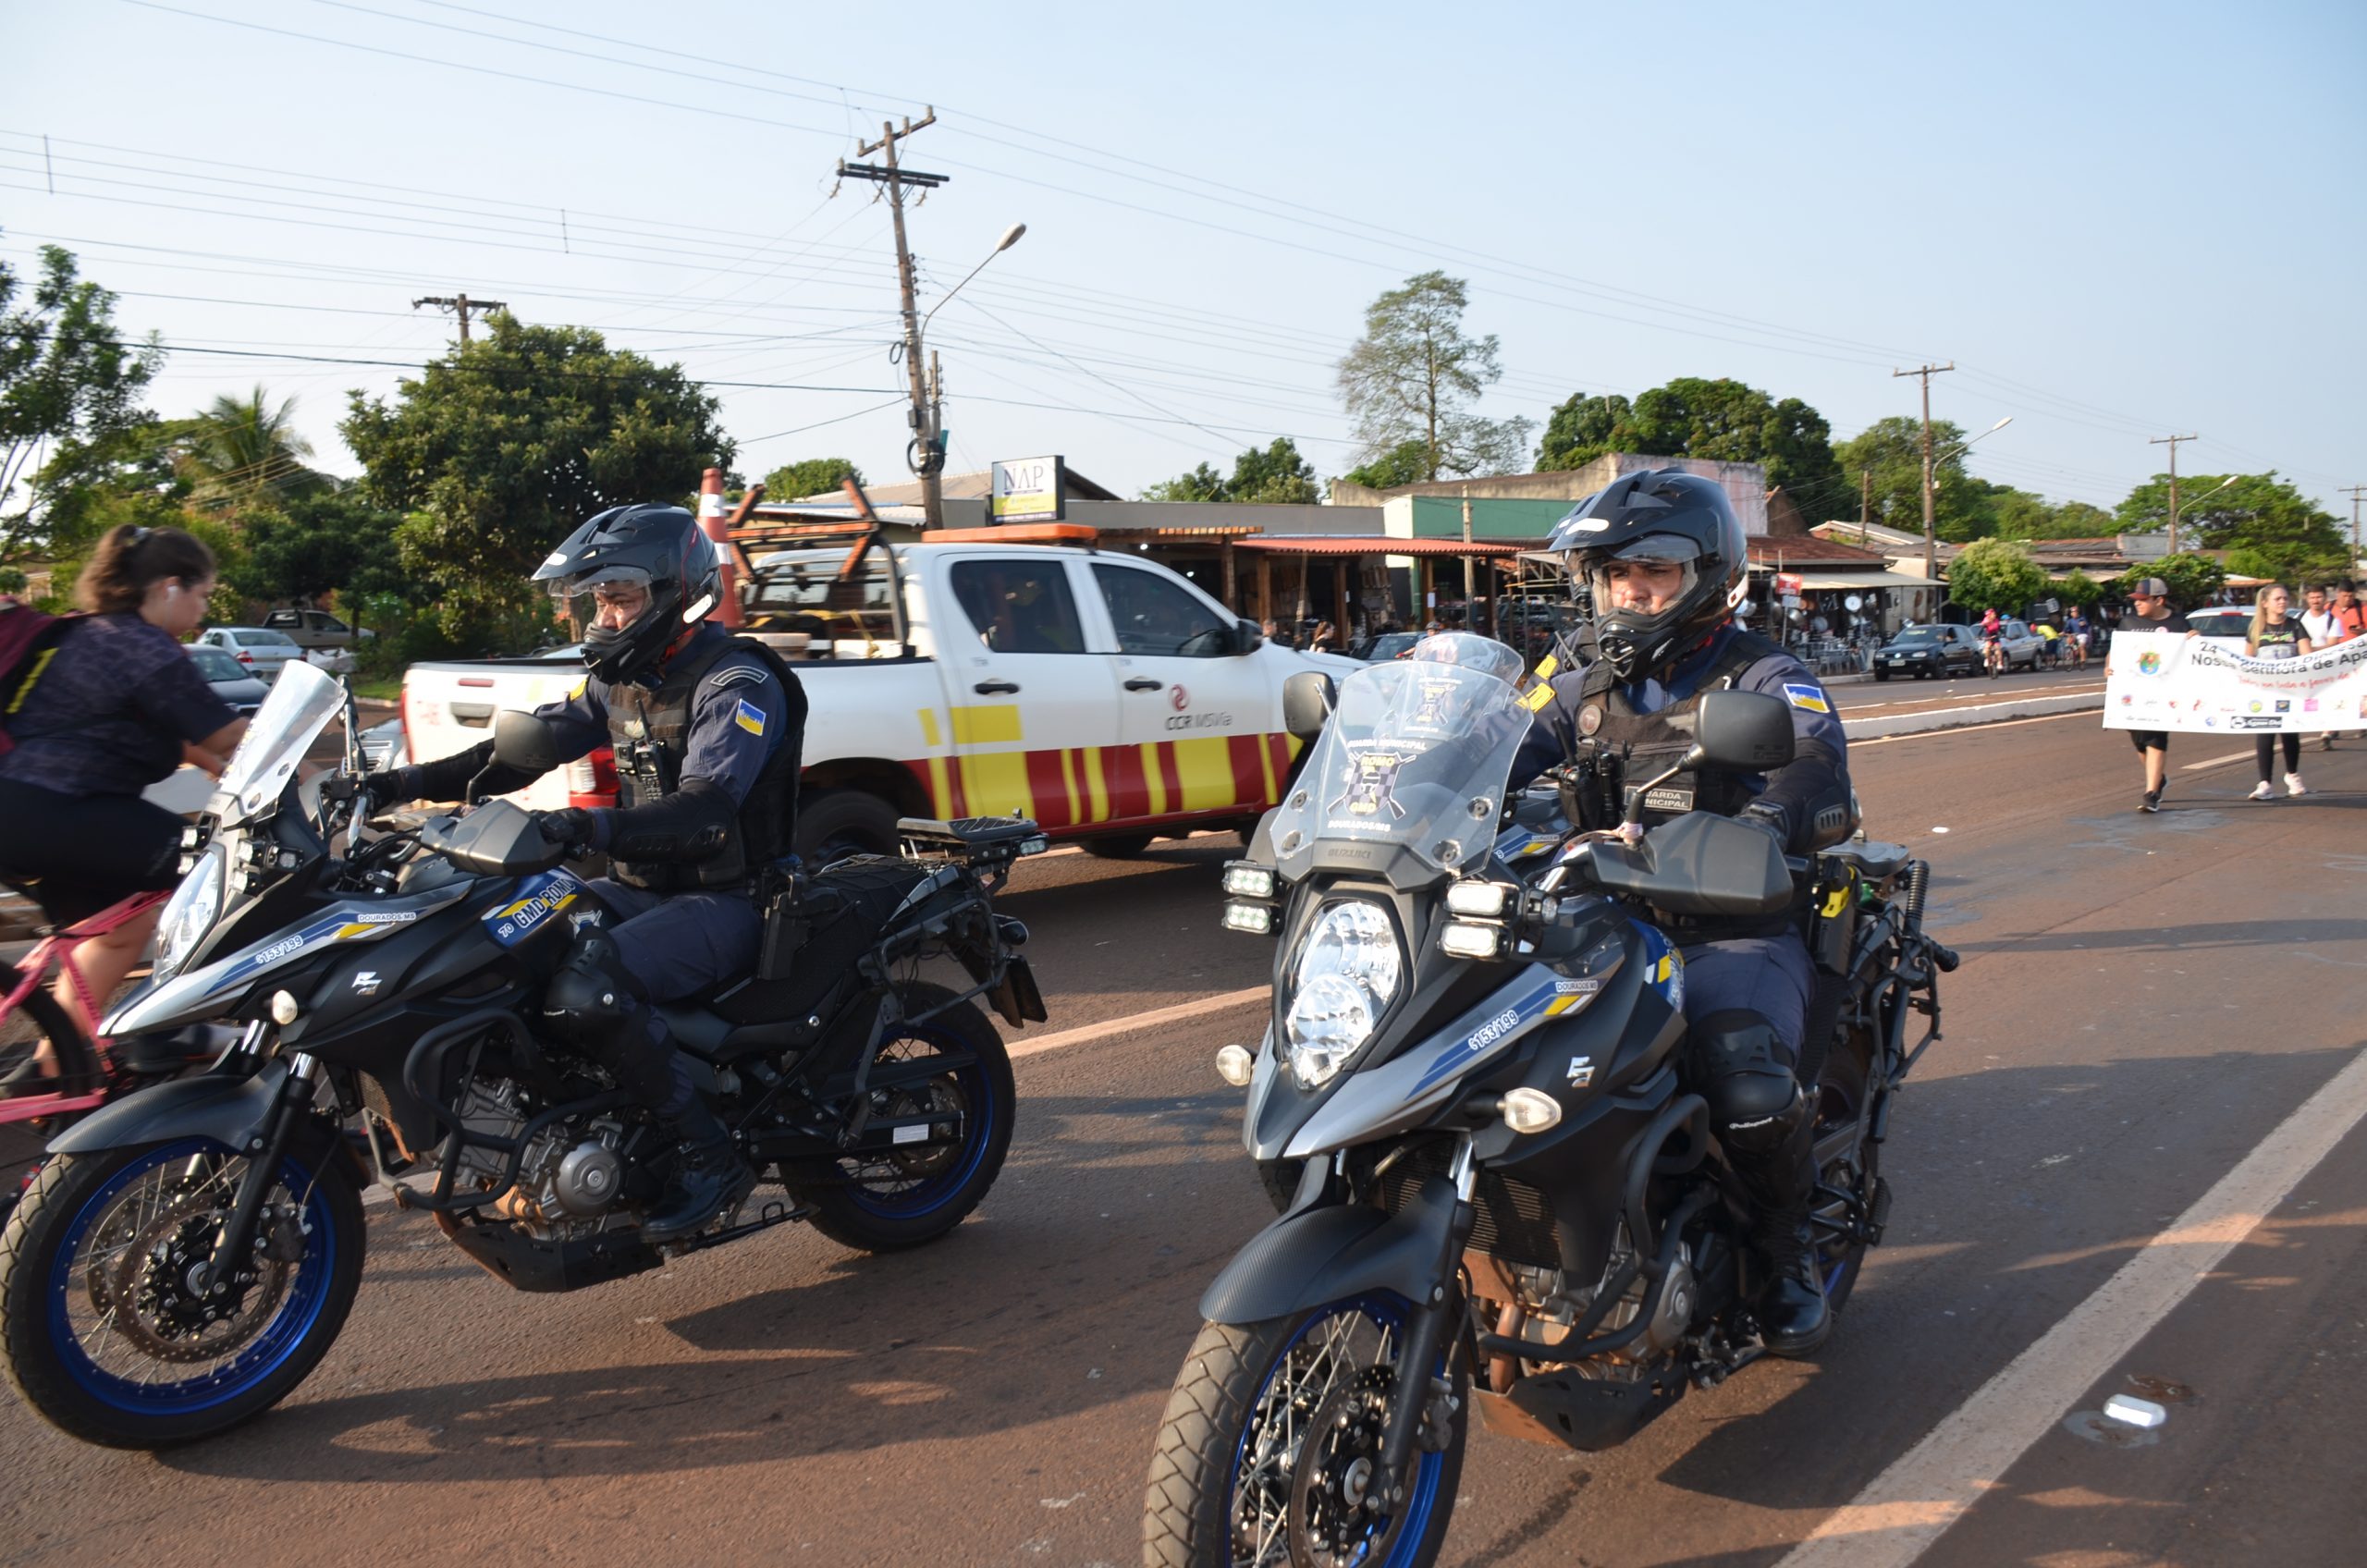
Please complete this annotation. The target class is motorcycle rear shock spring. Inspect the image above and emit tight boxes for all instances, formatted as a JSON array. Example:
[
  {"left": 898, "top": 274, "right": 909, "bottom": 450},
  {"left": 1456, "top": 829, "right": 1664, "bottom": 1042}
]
[{"left": 1905, "top": 860, "right": 1931, "bottom": 925}]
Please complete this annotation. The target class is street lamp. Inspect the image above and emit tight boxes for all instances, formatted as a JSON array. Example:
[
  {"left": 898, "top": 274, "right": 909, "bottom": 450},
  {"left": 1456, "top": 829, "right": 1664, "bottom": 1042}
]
[
  {"left": 1932, "top": 415, "right": 2014, "bottom": 469},
  {"left": 907, "top": 222, "right": 1025, "bottom": 528}
]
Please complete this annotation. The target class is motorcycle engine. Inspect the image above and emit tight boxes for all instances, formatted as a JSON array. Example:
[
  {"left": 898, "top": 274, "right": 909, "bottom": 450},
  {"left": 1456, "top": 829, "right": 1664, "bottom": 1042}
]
[
  {"left": 1505, "top": 1227, "right": 1696, "bottom": 1367},
  {"left": 447, "top": 1079, "right": 632, "bottom": 1242}
]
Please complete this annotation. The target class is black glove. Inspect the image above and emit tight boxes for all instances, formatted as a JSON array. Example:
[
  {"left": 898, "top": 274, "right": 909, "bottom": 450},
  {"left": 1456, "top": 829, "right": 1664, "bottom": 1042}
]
[
  {"left": 1736, "top": 800, "right": 1794, "bottom": 854},
  {"left": 533, "top": 807, "right": 607, "bottom": 853},
  {"left": 325, "top": 769, "right": 408, "bottom": 815}
]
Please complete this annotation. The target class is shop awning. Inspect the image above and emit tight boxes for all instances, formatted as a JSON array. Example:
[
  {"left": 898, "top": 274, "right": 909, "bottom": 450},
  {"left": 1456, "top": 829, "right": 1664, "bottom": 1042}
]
[
  {"left": 1785, "top": 570, "right": 1935, "bottom": 591},
  {"left": 1231, "top": 535, "right": 1526, "bottom": 558}
]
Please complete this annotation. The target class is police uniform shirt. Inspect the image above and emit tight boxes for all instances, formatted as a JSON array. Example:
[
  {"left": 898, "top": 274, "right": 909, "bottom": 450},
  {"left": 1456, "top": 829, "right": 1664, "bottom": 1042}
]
[{"left": 533, "top": 625, "right": 790, "bottom": 806}]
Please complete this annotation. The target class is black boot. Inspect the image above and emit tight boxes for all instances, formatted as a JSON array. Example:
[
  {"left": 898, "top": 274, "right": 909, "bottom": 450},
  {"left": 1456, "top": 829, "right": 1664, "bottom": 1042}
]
[
  {"left": 1724, "top": 1090, "right": 1831, "bottom": 1358},
  {"left": 639, "top": 1096, "right": 755, "bottom": 1244}
]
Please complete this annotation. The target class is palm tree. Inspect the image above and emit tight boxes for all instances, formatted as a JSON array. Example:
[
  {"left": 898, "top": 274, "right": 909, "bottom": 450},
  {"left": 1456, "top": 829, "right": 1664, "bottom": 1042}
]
[{"left": 176, "top": 386, "right": 321, "bottom": 507}]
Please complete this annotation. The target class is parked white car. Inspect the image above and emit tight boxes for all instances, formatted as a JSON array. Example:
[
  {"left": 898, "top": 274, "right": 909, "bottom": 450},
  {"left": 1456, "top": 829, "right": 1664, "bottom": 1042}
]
[{"left": 194, "top": 626, "right": 303, "bottom": 683}]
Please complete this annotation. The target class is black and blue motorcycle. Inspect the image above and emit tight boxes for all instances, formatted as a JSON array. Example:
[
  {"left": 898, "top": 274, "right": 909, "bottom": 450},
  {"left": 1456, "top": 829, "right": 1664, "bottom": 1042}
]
[
  {"left": 1144, "top": 648, "right": 1953, "bottom": 1568},
  {"left": 0, "top": 661, "right": 1045, "bottom": 1449}
]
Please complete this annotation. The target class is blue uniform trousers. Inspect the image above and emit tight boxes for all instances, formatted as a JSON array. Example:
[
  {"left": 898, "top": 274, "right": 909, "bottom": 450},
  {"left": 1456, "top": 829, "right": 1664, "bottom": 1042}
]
[
  {"left": 583, "top": 878, "right": 760, "bottom": 1003},
  {"left": 1677, "top": 933, "right": 1814, "bottom": 1064}
]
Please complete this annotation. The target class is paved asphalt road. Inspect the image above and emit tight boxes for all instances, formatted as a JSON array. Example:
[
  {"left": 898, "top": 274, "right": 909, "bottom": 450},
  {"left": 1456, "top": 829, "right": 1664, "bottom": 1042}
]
[{"left": 5, "top": 700, "right": 2363, "bottom": 1566}]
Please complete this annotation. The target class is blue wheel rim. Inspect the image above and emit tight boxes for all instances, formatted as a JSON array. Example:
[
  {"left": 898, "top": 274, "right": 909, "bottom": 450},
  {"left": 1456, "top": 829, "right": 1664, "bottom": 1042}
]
[
  {"left": 841, "top": 1020, "right": 1000, "bottom": 1219},
  {"left": 47, "top": 1137, "right": 338, "bottom": 1416},
  {"left": 1227, "top": 1293, "right": 1447, "bottom": 1568}
]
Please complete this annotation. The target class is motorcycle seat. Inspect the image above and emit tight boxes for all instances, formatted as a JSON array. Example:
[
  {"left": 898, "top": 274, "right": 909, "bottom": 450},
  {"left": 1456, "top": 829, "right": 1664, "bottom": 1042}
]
[{"left": 1823, "top": 840, "right": 1910, "bottom": 882}]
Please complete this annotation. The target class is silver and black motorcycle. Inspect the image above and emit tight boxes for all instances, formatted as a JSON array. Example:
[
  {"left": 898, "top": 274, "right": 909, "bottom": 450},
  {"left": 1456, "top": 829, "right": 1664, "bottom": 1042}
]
[
  {"left": 0, "top": 661, "right": 1046, "bottom": 1448},
  {"left": 1144, "top": 653, "right": 1953, "bottom": 1568}
]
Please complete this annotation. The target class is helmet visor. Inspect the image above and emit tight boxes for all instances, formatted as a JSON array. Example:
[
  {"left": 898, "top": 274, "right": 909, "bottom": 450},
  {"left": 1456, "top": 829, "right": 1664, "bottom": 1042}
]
[
  {"left": 549, "top": 565, "right": 657, "bottom": 636},
  {"left": 1576, "top": 534, "right": 1704, "bottom": 618}
]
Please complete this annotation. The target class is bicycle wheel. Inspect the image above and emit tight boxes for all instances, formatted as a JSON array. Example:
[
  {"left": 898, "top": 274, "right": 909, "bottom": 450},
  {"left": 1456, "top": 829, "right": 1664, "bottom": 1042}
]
[{"left": 0, "top": 961, "right": 97, "bottom": 1097}]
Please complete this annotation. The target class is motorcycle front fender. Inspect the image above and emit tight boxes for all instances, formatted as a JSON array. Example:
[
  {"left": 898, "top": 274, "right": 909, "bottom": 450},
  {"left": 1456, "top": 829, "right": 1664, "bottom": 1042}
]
[
  {"left": 45, "top": 1059, "right": 288, "bottom": 1157},
  {"left": 1200, "top": 1174, "right": 1460, "bottom": 1326}
]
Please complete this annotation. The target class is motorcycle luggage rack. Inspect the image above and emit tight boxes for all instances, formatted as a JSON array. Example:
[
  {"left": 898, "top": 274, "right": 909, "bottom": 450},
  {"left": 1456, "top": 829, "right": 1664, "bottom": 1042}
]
[{"left": 395, "top": 1007, "right": 632, "bottom": 1214}]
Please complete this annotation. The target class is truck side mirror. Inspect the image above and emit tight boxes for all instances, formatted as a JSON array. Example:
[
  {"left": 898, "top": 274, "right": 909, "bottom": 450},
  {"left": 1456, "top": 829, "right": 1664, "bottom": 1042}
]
[
  {"left": 1234, "top": 618, "right": 1264, "bottom": 655},
  {"left": 1282, "top": 671, "right": 1335, "bottom": 741},
  {"left": 491, "top": 708, "right": 562, "bottom": 775},
  {"left": 1694, "top": 689, "right": 1796, "bottom": 771}
]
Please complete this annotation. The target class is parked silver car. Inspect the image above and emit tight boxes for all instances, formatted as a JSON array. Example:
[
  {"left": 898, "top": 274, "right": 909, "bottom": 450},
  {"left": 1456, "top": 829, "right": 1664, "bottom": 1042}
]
[
  {"left": 186, "top": 643, "right": 271, "bottom": 715},
  {"left": 194, "top": 626, "right": 303, "bottom": 683}
]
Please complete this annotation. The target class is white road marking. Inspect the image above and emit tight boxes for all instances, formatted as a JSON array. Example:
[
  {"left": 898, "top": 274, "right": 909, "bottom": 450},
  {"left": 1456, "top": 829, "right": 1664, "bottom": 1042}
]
[
  {"left": 1844, "top": 682, "right": 2105, "bottom": 716},
  {"left": 1777, "top": 1044, "right": 2367, "bottom": 1568},
  {"left": 1006, "top": 986, "right": 1268, "bottom": 1062},
  {"left": 1847, "top": 709, "right": 2095, "bottom": 747},
  {"left": 2179, "top": 749, "right": 2255, "bottom": 772}
]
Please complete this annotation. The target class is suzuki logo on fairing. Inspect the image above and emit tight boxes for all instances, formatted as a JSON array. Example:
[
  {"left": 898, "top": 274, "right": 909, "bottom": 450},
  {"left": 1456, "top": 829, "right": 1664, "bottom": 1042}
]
[
  {"left": 1566, "top": 1055, "right": 1595, "bottom": 1088},
  {"left": 352, "top": 972, "right": 382, "bottom": 996}
]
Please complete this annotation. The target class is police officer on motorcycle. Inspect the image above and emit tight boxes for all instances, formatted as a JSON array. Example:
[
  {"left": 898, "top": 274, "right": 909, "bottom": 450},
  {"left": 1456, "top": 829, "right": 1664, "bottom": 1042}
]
[
  {"left": 366, "top": 503, "right": 807, "bottom": 1243},
  {"left": 1512, "top": 469, "right": 1854, "bottom": 1355}
]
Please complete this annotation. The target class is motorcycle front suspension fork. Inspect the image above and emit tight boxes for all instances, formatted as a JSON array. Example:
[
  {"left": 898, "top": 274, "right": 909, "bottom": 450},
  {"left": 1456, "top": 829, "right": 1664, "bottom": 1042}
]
[
  {"left": 1373, "top": 1134, "right": 1478, "bottom": 1501},
  {"left": 197, "top": 1051, "right": 323, "bottom": 1294}
]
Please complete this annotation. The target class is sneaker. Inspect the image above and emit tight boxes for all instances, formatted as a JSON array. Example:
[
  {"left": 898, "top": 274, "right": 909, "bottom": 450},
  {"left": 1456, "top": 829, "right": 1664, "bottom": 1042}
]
[
  {"left": 2321, "top": 737, "right": 2336, "bottom": 752},
  {"left": 2248, "top": 781, "right": 2275, "bottom": 801},
  {"left": 2286, "top": 773, "right": 2308, "bottom": 797},
  {"left": 2140, "top": 790, "right": 2162, "bottom": 814}
]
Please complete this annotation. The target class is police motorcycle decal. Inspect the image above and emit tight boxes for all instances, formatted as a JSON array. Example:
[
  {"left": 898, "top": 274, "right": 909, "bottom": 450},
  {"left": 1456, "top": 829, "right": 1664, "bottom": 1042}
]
[
  {"left": 1403, "top": 964, "right": 1613, "bottom": 1099},
  {"left": 481, "top": 867, "right": 589, "bottom": 948},
  {"left": 195, "top": 899, "right": 452, "bottom": 999}
]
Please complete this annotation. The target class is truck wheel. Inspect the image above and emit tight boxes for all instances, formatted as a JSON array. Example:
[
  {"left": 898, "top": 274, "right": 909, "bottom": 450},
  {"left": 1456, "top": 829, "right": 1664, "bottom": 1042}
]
[
  {"left": 1085, "top": 833, "right": 1156, "bottom": 859},
  {"left": 795, "top": 789, "right": 901, "bottom": 868}
]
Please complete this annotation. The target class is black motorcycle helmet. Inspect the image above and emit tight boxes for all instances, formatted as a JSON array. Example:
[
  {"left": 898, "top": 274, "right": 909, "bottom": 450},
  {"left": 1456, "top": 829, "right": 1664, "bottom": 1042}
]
[
  {"left": 533, "top": 503, "right": 722, "bottom": 687},
  {"left": 1546, "top": 468, "right": 1748, "bottom": 681}
]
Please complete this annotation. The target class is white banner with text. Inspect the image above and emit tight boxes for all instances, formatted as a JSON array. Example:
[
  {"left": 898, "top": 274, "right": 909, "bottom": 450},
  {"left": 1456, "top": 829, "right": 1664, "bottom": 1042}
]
[{"left": 2103, "top": 630, "right": 2367, "bottom": 734}]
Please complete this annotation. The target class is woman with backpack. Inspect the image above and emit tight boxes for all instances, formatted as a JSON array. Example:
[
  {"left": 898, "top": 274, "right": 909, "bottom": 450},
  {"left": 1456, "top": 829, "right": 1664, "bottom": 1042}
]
[{"left": 0, "top": 525, "right": 246, "bottom": 1095}]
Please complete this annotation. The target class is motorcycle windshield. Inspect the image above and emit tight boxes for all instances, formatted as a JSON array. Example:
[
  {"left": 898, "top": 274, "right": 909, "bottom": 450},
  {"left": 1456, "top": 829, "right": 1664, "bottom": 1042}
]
[
  {"left": 217, "top": 659, "right": 346, "bottom": 823},
  {"left": 1269, "top": 658, "right": 1533, "bottom": 877}
]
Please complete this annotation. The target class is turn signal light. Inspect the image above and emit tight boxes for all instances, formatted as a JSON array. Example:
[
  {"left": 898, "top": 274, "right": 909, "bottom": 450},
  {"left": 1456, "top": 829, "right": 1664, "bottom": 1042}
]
[
  {"left": 1215, "top": 1045, "right": 1256, "bottom": 1086},
  {"left": 1500, "top": 1087, "right": 1563, "bottom": 1134}
]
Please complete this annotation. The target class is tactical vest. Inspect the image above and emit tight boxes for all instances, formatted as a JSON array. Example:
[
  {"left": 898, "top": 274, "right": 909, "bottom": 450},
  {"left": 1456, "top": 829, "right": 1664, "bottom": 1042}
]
[
  {"left": 606, "top": 631, "right": 803, "bottom": 894},
  {"left": 1576, "top": 627, "right": 1802, "bottom": 941}
]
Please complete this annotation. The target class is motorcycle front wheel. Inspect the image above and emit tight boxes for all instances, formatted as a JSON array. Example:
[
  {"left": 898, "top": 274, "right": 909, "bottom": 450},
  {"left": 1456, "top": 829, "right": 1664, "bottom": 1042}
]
[
  {"left": 0, "top": 1133, "right": 365, "bottom": 1448},
  {"left": 1144, "top": 1295, "right": 1466, "bottom": 1568}
]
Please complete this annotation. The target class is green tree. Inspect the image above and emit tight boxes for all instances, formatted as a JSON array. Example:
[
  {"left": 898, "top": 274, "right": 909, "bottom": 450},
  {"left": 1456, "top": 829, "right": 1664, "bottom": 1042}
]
[
  {"left": 1143, "top": 439, "right": 1319, "bottom": 504},
  {"left": 0, "top": 246, "right": 163, "bottom": 562},
  {"left": 172, "top": 385, "right": 324, "bottom": 509},
  {"left": 1618, "top": 377, "right": 1844, "bottom": 501},
  {"left": 2112, "top": 553, "right": 2224, "bottom": 611},
  {"left": 1338, "top": 439, "right": 1429, "bottom": 494},
  {"left": 1834, "top": 416, "right": 1998, "bottom": 544},
  {"left": 760, "top": 455, "right": 864, "bottom": 499},
  {"left": 1536, "top": 391, "right": 1633, "bottom": 472},
  {"left": 234, "top": 488, "right": 407, "bottom": 610},
  {"left": 1336, "top": 272, "right": 1531, "bottom": 482},
  {"left": 1945, "top": 537, "right": 2049, "bottom": 615},
  {"left": 2054, "top": 570, "right": 2105, "bottom": 609},
  {"left": 2113, "top": 471, "right": 2345, "bottom": 582},
  {"left": 342, "top": 315, "right": 731, "bottom": 638}
]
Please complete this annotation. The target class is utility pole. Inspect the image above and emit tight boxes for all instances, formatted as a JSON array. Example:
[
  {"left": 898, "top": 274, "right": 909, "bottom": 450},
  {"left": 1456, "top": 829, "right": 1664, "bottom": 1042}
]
[
  {"left": 411, "top": 293, "right": 507, "bottom": 343},
  {"left": 2150, "top": 433, "right": 2199, "bottom": 553},
  {"left": 838, "top": 110, "right": 948, "bottom": 529},
  {"left": 1858, "top": 468, "right": 1872, "bottom": 545},
  {"left": 2340, "top": 484, "right": 2365, "bottom": 565},
  {"left": 1460, "top": 486, "right": 1476, "bottom": 631},
  {"left": 1894, "top": 362, "right": 1954, "bottom": 579}
]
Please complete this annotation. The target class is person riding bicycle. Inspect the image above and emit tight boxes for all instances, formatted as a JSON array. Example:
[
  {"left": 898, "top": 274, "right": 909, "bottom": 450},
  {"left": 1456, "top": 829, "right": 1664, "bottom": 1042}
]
[
  {"left": 0, "top": 525, "right": 248, "bottom": 1096},
  {"left": 1511, "top": 468, "right": 1856, "bottom": 1356},
  {"left": 1978, "top": 607, "right": 2006, "bottom": 673},
  {"left": 2064, "top": 606, "right": 2092, "bottom": 667},
  {"left": 362, "top": 504, "right": 807, "bottom": 1243}
]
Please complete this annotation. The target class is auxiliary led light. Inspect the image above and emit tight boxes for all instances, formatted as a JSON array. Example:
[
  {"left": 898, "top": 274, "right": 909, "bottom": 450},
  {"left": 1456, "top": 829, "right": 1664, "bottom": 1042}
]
[
  {"left": 1221, "top": 863, "right": 1277, "bottom": 900},
  {"left": 1221, "top": 900, "right": 1274, "bottom": 936},
  {"left": 1441, "top": 921, "right": 1507, "bottom": 960},
  {"left": 1445, "top": 879, "right": 1512, "bottom": 918}
]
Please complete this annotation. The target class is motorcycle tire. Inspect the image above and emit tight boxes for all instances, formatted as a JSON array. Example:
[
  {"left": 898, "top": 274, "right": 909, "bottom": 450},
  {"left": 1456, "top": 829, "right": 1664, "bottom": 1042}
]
[
  {"left": 1812, "top": 1026, "right": 1878, "bottom": 1315},
  {"left": 788, "top": 983, "right": 1014, "bottom": 1254},
  {"left": 0, "top": 1132, "right": 365, "bottom": 1449},
  {"left": 1145, "top": 1301, "right": 1466, "bottom": 1568}
]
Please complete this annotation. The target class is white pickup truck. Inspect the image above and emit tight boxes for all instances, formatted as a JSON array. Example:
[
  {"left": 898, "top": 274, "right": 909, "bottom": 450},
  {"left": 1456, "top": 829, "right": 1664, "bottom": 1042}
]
[{"left": 401, "top": 535, "right": 1358, "bottom": 861}]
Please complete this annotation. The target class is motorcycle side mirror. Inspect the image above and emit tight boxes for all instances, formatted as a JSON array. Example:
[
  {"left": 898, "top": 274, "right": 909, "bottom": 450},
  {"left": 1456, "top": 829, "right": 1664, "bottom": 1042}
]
[
  {"left": 1695, "top": 689, "right": 1797, "bottom": 772},
  {"left": 492, "top": 708, "right": 561, "bottom": 775},
  {"left": 1282, "top": 671, "right": 1336, "bottom": 741}
]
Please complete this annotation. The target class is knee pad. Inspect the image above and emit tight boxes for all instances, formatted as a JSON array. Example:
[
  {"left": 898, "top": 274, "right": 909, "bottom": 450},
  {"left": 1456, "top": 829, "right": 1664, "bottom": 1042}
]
[
  {"left": 542, "top": 931, "right": 649, "bottom": 1062},
  {"left": 1688, "top": 1008, "right": 1807, "bottom": 1154}
]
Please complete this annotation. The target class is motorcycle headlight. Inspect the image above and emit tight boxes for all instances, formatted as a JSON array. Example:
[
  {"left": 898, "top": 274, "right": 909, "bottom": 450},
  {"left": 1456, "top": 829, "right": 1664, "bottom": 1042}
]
[
  {"left": 154, "top": 844, "right": 226, "bottom": 981},
  {"left": 1283, "top": 901, "right": 1403, "bottom": 1088}
]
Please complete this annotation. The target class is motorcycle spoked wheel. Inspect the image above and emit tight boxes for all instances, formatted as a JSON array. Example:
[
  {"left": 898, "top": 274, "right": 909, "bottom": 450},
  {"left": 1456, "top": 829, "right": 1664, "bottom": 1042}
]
[
  {"left": 787, "top": 983, "right": 1015, "bottom": 1253},
  {"left": 1811, "top": 1024, "right": 1880, "bottom": 1314},
  {"left": 1144, "top": 1294, "right": 1466, "bottom": 1568},
  {"left": 0, "top": 1134, "right": 365, "bottom": 1448}
]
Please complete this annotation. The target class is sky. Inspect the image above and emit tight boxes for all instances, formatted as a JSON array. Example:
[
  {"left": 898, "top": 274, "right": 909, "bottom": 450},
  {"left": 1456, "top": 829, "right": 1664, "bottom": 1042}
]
[{"left": 3, "top": 0, "right": 2362, "bottom": 526}]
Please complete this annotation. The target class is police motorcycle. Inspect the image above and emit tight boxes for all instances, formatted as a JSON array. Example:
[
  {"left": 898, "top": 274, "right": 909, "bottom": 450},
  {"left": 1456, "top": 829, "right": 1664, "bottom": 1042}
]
[
  {"left": 1142, "top": 646, "right": 1954, "bottom": 1568},
  {"left": 0, "top": 661, "right": 1045, "bottom": 1449}
]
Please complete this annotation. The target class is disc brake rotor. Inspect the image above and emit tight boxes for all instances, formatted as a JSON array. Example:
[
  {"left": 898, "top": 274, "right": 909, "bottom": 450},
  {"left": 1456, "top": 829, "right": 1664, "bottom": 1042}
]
[
  {"left": 1286, "top": 1366, "right": 1406, "bottom": 1567},
  {"left": 84, "top": 1175, "right": 292, "bottom": 1364}
]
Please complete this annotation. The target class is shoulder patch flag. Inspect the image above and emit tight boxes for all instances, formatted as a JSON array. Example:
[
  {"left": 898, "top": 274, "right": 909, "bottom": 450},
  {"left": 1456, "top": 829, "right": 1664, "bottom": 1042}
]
[
  {"left": 732, "top": 697, "right": 767, "bottom": 737},
  {"left": 1781, "top": 682, "right": 1831, "bottom": 715}
]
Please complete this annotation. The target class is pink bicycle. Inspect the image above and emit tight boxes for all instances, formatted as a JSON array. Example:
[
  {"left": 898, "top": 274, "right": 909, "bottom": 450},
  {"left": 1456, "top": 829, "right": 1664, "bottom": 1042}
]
[{"left": 1, "top": 888, "right": 177, "bottom": 1206}]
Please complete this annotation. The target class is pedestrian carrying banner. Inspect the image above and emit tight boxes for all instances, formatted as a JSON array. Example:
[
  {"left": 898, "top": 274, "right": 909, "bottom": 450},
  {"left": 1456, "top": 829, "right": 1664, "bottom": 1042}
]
[{"left": 2103, "top": 630, "right": 2367, "bottom": 734}]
